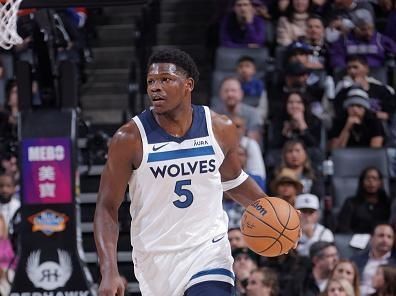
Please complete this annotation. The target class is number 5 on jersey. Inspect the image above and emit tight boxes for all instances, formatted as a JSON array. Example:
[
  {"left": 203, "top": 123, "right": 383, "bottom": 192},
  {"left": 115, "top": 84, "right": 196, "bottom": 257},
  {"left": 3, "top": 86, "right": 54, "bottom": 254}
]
[{"left": 173, "top": 180, "right": 193, "bottom": 208}]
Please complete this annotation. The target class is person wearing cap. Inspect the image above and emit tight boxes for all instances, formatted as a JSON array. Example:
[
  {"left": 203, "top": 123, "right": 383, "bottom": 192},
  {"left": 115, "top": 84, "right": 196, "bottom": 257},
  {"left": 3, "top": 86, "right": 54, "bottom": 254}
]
[
  {"left": 334, "top": 55, "right": 396, "bottom": 122},
  {"left": 329, "top": 8, "right": 396, "bottom": 70},
  {"left": 284, "top": 241, "right": 339, "bottom": 296},
  {"left": 232, "top": 247, "right": 259, "bottom": 295},
  {"left": 270, "top": 168, "right": 303, "bottom": 206},
  {"left": 329, "top": 87, "right": 385, "bottom": 149},
  {"left": 287, "top": 40, "right": 324, "bottom": 70},
  {"left": 295, "top": 193, "right": 334, "bottom": 257}
]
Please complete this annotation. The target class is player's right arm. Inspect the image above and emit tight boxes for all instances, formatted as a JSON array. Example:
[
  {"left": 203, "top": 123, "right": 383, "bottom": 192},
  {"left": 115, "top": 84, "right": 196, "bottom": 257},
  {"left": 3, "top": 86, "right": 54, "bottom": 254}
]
[{"left": 94, "top": 121, "right": 142, "bottom": 296}]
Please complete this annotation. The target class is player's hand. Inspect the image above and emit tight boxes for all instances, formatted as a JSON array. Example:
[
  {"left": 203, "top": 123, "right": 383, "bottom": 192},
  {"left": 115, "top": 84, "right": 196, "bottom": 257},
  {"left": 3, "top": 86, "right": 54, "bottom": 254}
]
[{"left": 98, "top": 272, "right": 126, "bottom": 296}]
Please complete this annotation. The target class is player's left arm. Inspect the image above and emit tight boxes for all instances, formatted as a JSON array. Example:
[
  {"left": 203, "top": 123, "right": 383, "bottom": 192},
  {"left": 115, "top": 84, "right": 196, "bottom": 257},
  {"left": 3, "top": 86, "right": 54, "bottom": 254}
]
[{"left": 212, "top": 112, "right": 268, "bottom": 208}]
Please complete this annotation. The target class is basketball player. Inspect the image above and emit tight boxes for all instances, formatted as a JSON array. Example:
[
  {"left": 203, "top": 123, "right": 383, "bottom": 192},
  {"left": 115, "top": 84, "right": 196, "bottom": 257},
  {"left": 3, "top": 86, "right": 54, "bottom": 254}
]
[{"left": 94, "top": 48, "right": 270, "bottom": 296}]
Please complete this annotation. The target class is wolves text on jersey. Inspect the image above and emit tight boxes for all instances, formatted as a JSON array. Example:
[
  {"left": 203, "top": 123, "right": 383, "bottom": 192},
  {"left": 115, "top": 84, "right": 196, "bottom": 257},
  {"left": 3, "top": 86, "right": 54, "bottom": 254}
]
[{"left": 150, "top": 159, "right": 216, "bottom": 178}]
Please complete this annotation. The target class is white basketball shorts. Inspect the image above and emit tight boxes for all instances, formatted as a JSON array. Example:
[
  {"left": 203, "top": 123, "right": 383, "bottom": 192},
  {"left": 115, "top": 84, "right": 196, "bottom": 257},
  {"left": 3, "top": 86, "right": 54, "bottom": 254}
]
[{"left": 132, "top": 233, "right": 234, "bottom": 296}]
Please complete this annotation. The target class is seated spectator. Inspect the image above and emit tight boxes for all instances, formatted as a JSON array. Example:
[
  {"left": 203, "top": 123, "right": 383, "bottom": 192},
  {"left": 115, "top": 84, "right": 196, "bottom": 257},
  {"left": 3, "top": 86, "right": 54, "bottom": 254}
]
[
  {"left": 276, "top": 139, "right": 324, "bottom": 197},
  {"left": 233, "top": 115, "right": 266, "bottom": 188},
  {"left": 329, "top": 88, "right": 385, "bottom": 149},
  {"left": 233, "top": 247, "right": 259, "bottom": 295},
  {"left": 331, "top": 260, "right": 361, "bottom": 296},
  {"left": 324, "top": 1, "right": 374, "bottom": 43},
  {"left": 260, "top": 249, "right": 311, "bottom": 296},
  {"left": 276, "top": 0, "right": 311, "bottom": 46},
  {"left": 0, "top": 214, "right": 15, "bottom": 296},
  {"left": 334, "top": 55, "right": 396, "bottom": 122},
  {"left": 336, "top": 167, "right": 390, "bottom": 234},
  {"left": 284, "top": 241, "right": 339, "bottom": 295},
  {"left": 237, "top": 55, "right": 265, "bottom": 97},
  {"left": 269, "top": 92, "right": 322, "bottom": 148},
  {"left": 220, "top": 0, "right": 266, "bottom": 48},
  {"left": 0, "top": 172, "right": 20, "bottom": 228},
  {"left": 323, "top": 278, "right": 356, "bottom": 296},
  {"left": 305, "top": 14, "right": 328, "bottom": 69},
  {"left": 380, "top": 0, "right": 396, "bottom": 43},
  {"left": 287, "top": 39, "right": 323, "bottom": 70},
  {"left": 371, "top": 264, "right": 396, "bottom": 296},
  {"left": 236, "top": 56, "right": 268, "bottom": 120},
  {"left": 270, "top": 168, "right": 303, "bottom": 206},
  {"left": 228, "top": 227, "right": 247, "bottom": 251},
  {"left": 246, "top": 267, "right": 279, "bottom": 296},
  {"left": 214, "top": 76, "right": 263, "bottom": 142},
  {"left": 351, "top": 224, "right": 396, "bottom": 296},
  {"left": 329, "top": 9, "right": 396, "bottom": 71},
  {"left": 295, "top": 193, "right": 334, "bottom": 257}
]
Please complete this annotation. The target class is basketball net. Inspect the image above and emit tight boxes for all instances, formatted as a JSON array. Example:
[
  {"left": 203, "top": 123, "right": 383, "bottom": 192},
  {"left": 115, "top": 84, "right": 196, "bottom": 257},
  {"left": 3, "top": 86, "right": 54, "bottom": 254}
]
[{"left": 0, "top": 0, "right": 23, "bottom": 50}]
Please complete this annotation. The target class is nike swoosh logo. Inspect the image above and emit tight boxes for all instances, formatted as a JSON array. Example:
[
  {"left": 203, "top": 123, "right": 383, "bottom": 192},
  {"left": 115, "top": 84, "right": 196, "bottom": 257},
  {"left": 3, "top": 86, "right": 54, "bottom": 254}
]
[
  {"left": 153, "top": 143, "right": 169, "bottom": 151},
  {"left": 212, "top": 235, "right": 225, "bottom": 243}
]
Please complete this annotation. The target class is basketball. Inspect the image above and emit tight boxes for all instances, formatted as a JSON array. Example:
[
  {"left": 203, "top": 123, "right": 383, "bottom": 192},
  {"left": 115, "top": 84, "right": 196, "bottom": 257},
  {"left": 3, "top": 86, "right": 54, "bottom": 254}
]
[{"left": 240, "top": 197, "right": 300, "bottom": 257}]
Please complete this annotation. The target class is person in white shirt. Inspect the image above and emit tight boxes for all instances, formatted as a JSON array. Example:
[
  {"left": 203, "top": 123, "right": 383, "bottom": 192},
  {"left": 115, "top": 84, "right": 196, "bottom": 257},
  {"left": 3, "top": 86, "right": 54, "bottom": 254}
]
[
  {"left": 295, "top": 193, "right": 334, "bottom": 257},
  {"left": 351, "top": 224, "right": 396, "bottom": 296}
]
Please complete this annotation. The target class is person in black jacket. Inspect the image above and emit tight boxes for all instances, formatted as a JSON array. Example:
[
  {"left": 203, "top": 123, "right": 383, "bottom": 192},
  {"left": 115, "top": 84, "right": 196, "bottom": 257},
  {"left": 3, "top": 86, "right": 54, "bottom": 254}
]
[{"left": 336, "top": 167, "right": 390, "bottom": 234}]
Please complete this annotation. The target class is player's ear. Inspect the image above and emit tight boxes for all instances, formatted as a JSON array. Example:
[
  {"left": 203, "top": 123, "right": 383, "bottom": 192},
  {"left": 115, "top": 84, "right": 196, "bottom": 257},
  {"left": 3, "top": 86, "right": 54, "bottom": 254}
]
[{"left": 185, "top": 77, "right": 194, "bottom": 92}]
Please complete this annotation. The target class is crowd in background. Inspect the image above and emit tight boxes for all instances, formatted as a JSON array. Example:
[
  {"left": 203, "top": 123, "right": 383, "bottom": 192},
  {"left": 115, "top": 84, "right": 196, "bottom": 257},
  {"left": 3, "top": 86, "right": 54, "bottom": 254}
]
[
  {"left": 214, "top": 0, "right": 396, "bottom": 295},
  {"left": 0, "top": 0, "right": 396, "bottom": 295}
]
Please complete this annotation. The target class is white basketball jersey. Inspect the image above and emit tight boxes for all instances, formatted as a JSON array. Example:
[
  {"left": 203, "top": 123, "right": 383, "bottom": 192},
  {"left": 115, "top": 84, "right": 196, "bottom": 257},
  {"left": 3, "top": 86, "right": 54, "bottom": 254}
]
[{"left": 129, "top": 105, "right": 229, "bottom": 252}]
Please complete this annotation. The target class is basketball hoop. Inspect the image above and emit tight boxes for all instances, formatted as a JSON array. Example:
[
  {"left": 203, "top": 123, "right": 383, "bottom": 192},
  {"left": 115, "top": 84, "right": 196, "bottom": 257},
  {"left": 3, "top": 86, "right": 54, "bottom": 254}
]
[{"left": 0, "top": 0, "right": 23, "bottom": 50}]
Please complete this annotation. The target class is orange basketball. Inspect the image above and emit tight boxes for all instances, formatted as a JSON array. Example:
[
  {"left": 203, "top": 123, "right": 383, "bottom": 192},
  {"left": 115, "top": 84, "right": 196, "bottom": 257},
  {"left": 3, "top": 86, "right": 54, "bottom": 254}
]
[{"left": 240, "top": 197, "right": 300, "bottom": 257}]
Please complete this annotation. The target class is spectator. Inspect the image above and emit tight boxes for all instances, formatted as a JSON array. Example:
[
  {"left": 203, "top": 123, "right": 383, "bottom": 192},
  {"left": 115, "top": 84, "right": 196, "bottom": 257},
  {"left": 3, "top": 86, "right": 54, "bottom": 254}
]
[
  {"left": 233, "top": 247, "right": 259, "bottom": 295},
  {"left": 334, "top": 55, "right": 396, "bottom": 122},
  {"left": 329, "top": 88, "right": 385, "bottom": 149},
  {"left": 228, "top": 227, "right": 247, "bottom": 251},
  {"left": 237, "top": 145, "right": 266, "bottom": 190},
  {"left": 329, "top": 9, "right": 396, "bottom": 71},
  {"left": 332, "top": 260, "right": 361, "bottom": 296},
  {"left": 323, "top": 278, "right": 356, "bottom": 296},
  {"left": 246, "top": 267, "right": 279, "bottom": 296},
  {"left": 233, "top": 116, "right": 266, "bottom": 183},
  {"left": 351, "top": 224, "right": 396, "bottom": 296},
  {"left": 380, "top": 0, "right": 396, "bottom": 43},
  {"left": 0, "top": 214, "right": 15, "bottom": 296},
  {"left": 284, "top": 241, "right": 339, "bottom": 295},
  {"left": 295, "top": 193, "right": 334, "bottom": 257},
  {"left": 324, "top": 1, "right": 374, "bottom": 43},
  {"left": 214, "top": 76, "right": 263, "bottom": 142},
  {"left": 220, "top": 0, "right": 266, "bottom": 48},
  {"left": 276, "top": 0, "right": 312, "bottom": 46},
  {"left": 371, "top": 264, "right": 396, "bottom": 296},
  {"left": 276, "top": 139, "right": 324, "bottom": 197},
  {"left": 260, "top": 249, "right": 311, "bottom": 295},
  {"left": 305, "top": 15, "right": 328, "bottom": 69},
  {"left": 236, "top": 56, "right": 268, "bottom": 120},
  {"left": 336, "top": 167, "right": 390, "bottom": 234},
  {"left": 287, "top": 39, "right": 323, "bottom": 70},
  {"left": 269, "top": 91, "right": 322, "bottom": 148},
  {"left": 270, "top": 167, "right": 303, "bottom": 206},
  {"left": 0, "top": 172, "right": 20, "bottom": 228}
]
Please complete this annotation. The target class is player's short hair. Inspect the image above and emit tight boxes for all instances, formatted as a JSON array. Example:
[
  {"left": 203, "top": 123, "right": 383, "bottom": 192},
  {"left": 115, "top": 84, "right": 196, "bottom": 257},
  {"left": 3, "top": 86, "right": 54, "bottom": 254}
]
[{"left": 148, "top": 48, "right": 200, "bottom": 83}]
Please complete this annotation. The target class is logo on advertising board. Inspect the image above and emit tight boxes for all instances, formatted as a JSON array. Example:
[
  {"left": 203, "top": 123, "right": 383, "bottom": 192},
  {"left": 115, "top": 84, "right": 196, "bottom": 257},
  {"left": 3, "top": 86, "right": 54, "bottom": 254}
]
[
  {"left": 28, "top": 209, "right": 69, "bottom": 236},
  {"left": 21, "top": 138, "right": 73, "bottom": 205},
  {"left": 26, "top": 249, "right": 72, "bottom": 290}
]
